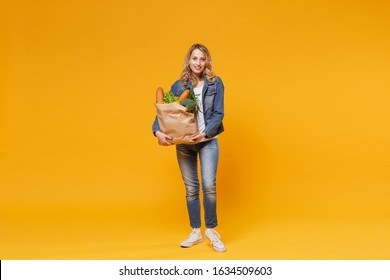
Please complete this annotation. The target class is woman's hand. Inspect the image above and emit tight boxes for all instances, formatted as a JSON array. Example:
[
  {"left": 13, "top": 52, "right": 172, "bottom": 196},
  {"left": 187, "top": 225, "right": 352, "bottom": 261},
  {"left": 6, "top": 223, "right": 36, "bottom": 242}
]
[
  {"left": 191, "top": 132, "right": 206, "bottom": 144},
  {"left": 155, "top": 131, "right": 173, "bottom": 146}
]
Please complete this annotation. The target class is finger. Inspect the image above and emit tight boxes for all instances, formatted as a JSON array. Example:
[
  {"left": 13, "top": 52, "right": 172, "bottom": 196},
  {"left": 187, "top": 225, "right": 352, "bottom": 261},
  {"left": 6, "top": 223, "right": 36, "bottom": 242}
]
[{"left": 162, "top": 133, "right": 172, "bottom": 140}]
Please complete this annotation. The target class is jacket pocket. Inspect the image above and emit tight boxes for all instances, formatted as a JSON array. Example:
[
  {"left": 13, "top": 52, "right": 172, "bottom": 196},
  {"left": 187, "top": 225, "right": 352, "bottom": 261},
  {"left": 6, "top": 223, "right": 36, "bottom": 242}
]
[
  {"left": 205, "top": 84, "right": 217, "bottom": 95},
  {"left": 203, "top": 86, "right": 217, "bottom": 111}
]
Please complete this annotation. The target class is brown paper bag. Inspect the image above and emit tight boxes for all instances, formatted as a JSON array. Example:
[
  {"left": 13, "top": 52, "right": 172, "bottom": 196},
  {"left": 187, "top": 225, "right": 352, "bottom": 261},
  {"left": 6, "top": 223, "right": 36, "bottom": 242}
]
[{"left": 155, "top": 103, "right": 198, "bottom": 144}]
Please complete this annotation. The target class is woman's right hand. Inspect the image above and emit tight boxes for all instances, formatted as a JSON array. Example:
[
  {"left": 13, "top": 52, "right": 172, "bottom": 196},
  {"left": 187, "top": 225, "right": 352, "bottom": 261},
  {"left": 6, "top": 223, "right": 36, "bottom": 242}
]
[{"left": 155, "top": 131, "right": 173, "bottom": 146}]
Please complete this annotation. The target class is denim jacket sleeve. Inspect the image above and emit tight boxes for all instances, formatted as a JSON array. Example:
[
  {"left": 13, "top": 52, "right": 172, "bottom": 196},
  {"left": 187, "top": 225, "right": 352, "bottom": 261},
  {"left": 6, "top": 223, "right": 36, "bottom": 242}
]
[
  {"left": 152, "top": 115, "right": 160, "bottom": 135},
  {"left": 203, "top": 77, "right": 225, "bottom": 138},
  {"left": 170, "top": 80, "right": 190, "bottom": 96}
]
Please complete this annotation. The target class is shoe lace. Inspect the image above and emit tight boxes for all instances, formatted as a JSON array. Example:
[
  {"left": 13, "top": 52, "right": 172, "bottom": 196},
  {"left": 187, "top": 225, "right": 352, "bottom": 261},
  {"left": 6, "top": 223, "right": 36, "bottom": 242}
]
[
  {"left": 207, "top": 229, "right": 222, "bottom": 244},
  {"left": 188, "top": 229, "right": 200, "bottom": 241}
]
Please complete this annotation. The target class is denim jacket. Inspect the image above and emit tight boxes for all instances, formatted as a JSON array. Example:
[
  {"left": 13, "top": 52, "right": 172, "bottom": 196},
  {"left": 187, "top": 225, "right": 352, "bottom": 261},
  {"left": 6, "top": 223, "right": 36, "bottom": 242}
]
[{"left": 152, "top": 76, "right": 225, "bottom": 139}]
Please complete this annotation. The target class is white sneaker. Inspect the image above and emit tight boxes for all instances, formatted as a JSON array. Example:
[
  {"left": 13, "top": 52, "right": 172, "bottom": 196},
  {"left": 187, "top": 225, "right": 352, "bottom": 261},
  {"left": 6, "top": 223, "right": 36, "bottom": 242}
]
[
  {"left": 180, "top": 228, "right": 203, "bottom": 248},
  {"left": 205, "top": 228, "right": 226, "bottom": 252}
]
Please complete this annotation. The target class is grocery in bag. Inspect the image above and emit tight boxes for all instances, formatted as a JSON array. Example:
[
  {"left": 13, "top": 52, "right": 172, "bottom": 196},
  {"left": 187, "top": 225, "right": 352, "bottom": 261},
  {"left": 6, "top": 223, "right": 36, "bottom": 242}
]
[{"left": 154, "top": 88, "right": 199, "bottom": 144}]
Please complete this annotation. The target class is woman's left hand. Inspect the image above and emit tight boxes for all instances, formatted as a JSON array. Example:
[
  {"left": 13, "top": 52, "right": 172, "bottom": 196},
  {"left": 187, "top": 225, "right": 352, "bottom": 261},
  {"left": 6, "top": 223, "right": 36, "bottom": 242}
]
[{"left": 191, "top": 132, "right": 206, "bottom": 144}]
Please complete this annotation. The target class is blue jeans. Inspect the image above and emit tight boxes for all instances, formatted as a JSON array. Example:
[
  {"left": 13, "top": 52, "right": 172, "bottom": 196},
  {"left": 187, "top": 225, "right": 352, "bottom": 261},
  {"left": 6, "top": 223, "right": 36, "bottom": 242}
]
[{"left": 176, "top": 138, "right": 219, "bottom": 229}]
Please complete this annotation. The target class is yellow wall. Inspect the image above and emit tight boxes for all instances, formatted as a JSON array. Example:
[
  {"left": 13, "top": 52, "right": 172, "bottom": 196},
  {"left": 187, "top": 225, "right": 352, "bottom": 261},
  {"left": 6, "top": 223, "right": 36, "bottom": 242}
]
[{"left": 1, "top": 0, "right": 390, "bottom": 259}]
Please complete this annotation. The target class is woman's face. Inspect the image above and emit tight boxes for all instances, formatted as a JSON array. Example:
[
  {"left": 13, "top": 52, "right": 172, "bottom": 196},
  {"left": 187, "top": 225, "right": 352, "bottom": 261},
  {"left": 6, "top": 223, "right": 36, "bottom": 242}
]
[{"left": 189, "top": 48, "right": 207, "bottom": 77}]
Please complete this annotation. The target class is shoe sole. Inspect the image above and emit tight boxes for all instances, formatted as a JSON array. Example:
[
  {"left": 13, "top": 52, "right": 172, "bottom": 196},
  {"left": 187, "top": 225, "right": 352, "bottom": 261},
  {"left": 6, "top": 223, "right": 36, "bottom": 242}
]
[
  {"left": 211, "top": 245, "right": 227, "bottom": 252},
  {"left": 180, "top": 239, "right": 203, "bottom": 248}
]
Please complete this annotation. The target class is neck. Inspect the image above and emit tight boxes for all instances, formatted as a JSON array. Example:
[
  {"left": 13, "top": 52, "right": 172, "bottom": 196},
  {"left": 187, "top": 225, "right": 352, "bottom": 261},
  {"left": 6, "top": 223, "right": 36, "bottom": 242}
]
[
  {"left": 194, "top": 72, "right": 204, "bottom": 83},
  {"left": 194, "top": 74, "right": 204, "bottom": 86}
]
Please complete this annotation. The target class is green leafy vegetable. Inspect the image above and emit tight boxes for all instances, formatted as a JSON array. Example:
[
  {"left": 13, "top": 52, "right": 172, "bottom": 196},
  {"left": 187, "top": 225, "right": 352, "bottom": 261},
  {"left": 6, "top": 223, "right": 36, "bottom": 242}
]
[
  {"left": 162, "top": 91, "right": 179, "bottom": 103},
  {"left": 188, "top": 86, "right": 200, "bottom": 113},
  {"left": 180, "top": 98, "right": 197, "bottom": 113}
]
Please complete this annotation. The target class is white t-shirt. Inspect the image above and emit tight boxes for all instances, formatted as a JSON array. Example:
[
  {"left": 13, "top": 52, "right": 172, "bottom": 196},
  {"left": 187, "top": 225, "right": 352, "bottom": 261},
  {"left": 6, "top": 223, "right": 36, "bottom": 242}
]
[{"left": 193, "top": 85, "right": 205, "bottom": 133}]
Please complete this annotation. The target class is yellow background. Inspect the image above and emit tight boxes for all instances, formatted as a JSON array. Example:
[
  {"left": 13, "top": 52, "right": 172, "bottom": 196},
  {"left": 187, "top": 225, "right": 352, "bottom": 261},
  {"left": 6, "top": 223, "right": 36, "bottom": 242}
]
[{"left": 1, "top": 0, "right": 390, "bottom": 259}]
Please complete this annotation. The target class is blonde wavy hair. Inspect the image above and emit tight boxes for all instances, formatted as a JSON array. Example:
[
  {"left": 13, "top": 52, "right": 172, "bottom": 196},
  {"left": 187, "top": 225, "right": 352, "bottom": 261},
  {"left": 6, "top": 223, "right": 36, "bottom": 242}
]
[{"left": 180, "top": 43, "right": 215, "bottom": 86}]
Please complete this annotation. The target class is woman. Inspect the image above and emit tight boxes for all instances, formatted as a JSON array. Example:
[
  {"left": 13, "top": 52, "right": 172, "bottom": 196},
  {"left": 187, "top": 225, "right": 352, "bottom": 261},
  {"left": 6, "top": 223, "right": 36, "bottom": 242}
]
[{"left": 152, "top": 43, "right": 226, "bottom": 252}]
